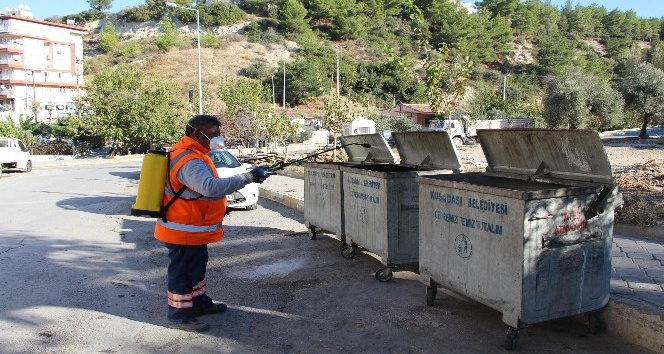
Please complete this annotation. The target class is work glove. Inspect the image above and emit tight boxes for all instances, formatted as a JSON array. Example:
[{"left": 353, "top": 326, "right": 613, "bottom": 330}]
[{"left": 249, "top": 166, "right": 275, "bottom": 183}]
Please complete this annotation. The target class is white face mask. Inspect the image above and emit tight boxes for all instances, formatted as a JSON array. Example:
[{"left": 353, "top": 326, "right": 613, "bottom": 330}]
[
  {"left": 188, "top": 123, "right": 224, "bottom": 149},
  {"left": 209, "top": 136, "right": 225, "bottom": 150}
]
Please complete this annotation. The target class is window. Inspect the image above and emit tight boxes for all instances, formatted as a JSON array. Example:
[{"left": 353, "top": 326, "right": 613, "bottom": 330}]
[{"left": 208, "top": 150, "right": 240, "bottom": 168}]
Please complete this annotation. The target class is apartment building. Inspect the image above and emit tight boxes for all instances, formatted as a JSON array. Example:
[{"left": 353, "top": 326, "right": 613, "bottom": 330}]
[{"left": 0, "top": 8, "right": 86, "bottom": 124}]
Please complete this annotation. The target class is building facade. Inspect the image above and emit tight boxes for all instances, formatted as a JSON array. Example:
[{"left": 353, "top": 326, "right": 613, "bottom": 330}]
[
  {"left": 0, "top": 9, "right": 86, "bottom": 125},
  {"left": 385, "top": 103, "right": 438, "bottom": 127}
]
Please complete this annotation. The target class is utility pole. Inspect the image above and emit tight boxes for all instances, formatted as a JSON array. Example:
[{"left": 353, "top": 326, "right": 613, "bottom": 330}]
[
  {"left": 503, "top": 75, "right": 507, "bottom": 101},
  {"left": 271, "top": 72, "right": 276, "bottom": 112},
  {"left": 166, "top": 2, "right": 202, "bottom": 114},
  {"left": 336, "top": 47, "right": 340, "bottom": 96},
  {"left": 282, "top": 61, "right": 286, "bottom": 110},
  {"left": 335, "top": 45, "right": 347, "bottom": 96}
]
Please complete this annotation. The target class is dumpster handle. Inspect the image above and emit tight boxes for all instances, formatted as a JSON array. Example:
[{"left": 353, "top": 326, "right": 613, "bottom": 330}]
[
  {"left": 528, "top": 215, "right": 552, "bottom": 221},
  {"left": 543, "top": 233, "right": 599, "bottom": 248},
  {"left": 527, "top": 161, "right": 551, "bottom": 182}
]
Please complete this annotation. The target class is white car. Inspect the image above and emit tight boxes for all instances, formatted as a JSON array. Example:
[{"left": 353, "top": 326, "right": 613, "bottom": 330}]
[{"left": 208, "top": 149, "right": 259, "bottom": 210}]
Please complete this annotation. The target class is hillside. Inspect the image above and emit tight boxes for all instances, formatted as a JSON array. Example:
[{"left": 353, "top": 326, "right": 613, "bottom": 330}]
[{"left": 81, "top": 14, "right": 297, "bottom": 109}]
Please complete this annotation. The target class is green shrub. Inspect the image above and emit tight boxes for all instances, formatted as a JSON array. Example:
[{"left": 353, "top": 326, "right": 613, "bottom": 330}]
[
  {"left": 98, "top": 22, "right": 120, "bottom": 53},
  {"left": 118, "top": 40, "right": 142, "bottom": 57},
  {"left": 155, "top": 18, "right": 181, "bottom": 51},
  {"left": 203, "top": 3, "right": 246, "bottom": 26},
  {"left": 200, "top": 30, "right": 220, "bottom": 49},
  {"left": 122, "top": 5, "right": 159, "bottom": 23},
  {"left": 247, "top": 27, "right": 285, "bottom": 46},
  {"left": 63, "top": 9, "right": 104, "bottom": 25},
  {"left": 241, "top": 59, "right": 271, "bottom": 79},
  {"left": 0, "top": 117, "right": 19, "bottom": 137}
]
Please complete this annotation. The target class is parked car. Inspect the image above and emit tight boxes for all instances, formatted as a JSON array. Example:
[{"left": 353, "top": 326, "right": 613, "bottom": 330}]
[
  {"left": 208, "top": 149, "right": 259, "bottom": 210},
  {"left": 0, "top": 137, "right": 32, "bottom": 178}
]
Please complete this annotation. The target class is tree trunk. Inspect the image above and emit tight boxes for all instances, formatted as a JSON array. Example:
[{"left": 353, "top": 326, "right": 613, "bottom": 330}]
[{"left": 640, "top": 113, "right": 651, "bottom": 139}]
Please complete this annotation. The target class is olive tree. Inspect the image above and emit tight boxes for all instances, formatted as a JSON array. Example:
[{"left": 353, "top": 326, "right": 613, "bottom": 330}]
[
  {"left": 425, "top": 44, "right": 473, "bottom": 130},
  {"left": 542, "top": 67, "right": 623, "bottom": 130},
  {"left": 218, "top": 77, "right": 271, "bottom": 147},
  {"left": 322, "top": 93, "right": 358, "bottom": 159},
  {"left": 618, "top": 62, "right": 664, "bottom": 138}
]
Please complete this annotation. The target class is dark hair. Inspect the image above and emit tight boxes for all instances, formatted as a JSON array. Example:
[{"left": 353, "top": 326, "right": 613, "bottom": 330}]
[{"left": 185, "top": 115, "right": 222, "bottom": 135}]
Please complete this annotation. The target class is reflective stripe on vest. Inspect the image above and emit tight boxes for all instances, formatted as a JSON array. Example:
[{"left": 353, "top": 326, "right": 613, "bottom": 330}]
[{"left": 156, "top": 219, "right": 222, "bottom": 233}]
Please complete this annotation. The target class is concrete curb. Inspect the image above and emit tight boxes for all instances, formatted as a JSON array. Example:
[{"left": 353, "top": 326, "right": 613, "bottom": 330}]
[
  {"left": 601, "top": 299, "right": 664, "bottom": 353},
  {"left": 615, "top": 223, "right": 664, "bottom": 240},
  {"left": 258, "top": 187, "right": 304, "bottom": 213}
]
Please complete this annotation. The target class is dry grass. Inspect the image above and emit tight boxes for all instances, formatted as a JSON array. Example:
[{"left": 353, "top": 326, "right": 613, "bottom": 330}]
[{"left": 616, "top": 199, "right": 664, "bottom": 227}]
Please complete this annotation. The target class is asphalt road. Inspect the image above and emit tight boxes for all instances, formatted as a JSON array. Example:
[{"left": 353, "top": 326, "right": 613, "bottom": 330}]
[{"left": 0, "top": 161, "right": 654, "bottom": 353}]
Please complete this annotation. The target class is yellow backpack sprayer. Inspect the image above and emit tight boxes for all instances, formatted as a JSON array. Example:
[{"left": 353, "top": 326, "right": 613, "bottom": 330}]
[{"left": 131, "top": 150, "right": 169, "bottom": 217}]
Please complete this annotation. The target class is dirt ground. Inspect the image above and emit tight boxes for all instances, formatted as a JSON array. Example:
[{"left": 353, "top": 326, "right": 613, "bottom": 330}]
[{"left": 455, "top": 137, "right": 664, "bottom": 227}]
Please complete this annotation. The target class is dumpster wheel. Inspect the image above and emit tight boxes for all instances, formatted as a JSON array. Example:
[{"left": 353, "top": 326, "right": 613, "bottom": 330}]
[
  {"left": 504, "top": 327, "right": 519, "bottom": 350},
  {"left": 375, "top": 268, "right": 393, "bottom": 282},
  {"left": 426, "top": 286, "right": 437, "bottom": 306},
  {"left": 308, "top": 226, "right": 317, "bottom": 240},
  {"left": 341, "top": 244, "right": 356, "bottom": 259}
]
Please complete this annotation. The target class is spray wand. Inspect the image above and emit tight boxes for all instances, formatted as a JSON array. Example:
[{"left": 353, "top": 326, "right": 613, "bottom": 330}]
[{"left": 266, "top": 143, "right": 371, "bottom": 172}]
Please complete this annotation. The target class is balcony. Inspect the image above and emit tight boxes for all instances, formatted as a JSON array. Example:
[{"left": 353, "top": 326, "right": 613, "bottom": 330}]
[
  {"left": 0, "top": 40, "right": 23, "bottom": 53},
  {"left": 0, "top": 87, "right": 15, "bottom": 98}
]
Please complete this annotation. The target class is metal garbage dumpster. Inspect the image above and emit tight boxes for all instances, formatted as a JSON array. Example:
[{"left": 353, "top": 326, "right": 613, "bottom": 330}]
[
  {"left": 340, "top": 131, "right": 464, "bottom": 282},
  {"left": 303, "top": 134, "right": 396, "bottom": 242},
  {"left": 417, "top": 129, "right": 622, "bottom": 350}
]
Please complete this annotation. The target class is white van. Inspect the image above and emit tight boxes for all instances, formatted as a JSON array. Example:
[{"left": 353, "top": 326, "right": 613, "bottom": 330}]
[{"left": 0, "top": 137, "right": 32, "bottom": 177}]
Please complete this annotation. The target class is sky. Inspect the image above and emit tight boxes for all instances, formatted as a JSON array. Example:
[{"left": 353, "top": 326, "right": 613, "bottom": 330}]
[{"left": 5, "top": 0, "right": 664, "bottom": 21}]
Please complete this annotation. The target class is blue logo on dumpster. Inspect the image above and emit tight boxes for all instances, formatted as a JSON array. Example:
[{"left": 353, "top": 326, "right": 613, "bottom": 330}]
[
  {"left": 359, "top": 207, "right": 369, "bottom": 224},
  {"left": 454, "top": 234, "right": 472, "bottom": 258}
]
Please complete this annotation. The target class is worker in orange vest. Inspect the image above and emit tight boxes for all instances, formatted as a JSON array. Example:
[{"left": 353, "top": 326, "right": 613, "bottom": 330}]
[{"left": 154, "top": 114, "right": 273, "bottom": 332}]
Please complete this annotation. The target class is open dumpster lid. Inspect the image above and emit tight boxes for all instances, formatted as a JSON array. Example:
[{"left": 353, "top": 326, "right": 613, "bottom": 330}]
[
  {"left": 478, "top": 129, "right": 614, "bottom": 185},
  {"left": 393, "top": 131, "right": 464, "bottom": 172},
  {"left": 340, "top": 133, "right": 397, "bottom": 163}
]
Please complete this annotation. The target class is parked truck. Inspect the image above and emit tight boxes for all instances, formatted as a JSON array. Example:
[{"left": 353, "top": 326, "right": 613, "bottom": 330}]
[
  {"left": 0, "top": 137, "right": 32, "bottom": 177},
  {"left": 428, "top": 117, "right": 534, "bottom": 146}
]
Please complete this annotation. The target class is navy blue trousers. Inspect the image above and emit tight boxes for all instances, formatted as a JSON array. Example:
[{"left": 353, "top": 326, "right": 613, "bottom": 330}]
[{"left": 165, "top": 243, "right": 214, "bottom": 323}]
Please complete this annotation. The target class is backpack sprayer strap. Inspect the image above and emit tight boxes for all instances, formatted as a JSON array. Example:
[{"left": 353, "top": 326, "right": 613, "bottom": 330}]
[
  {"left": 161, "top": 185, "right": 187, "bottom": 222},
  {"left": 161, "top": 149, "right": 203, "bottom": 222},
  {"left": 162, "top": 150, "right": 188, "bottom": 223}
]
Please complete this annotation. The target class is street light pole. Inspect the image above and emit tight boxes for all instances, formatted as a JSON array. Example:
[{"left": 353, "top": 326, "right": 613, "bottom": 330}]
[
  {"left": 282, "top": 61, "right": 286, "bottom": 110},
  {"left": 166, "top": 2, "right": 203, "bottom": 115}
]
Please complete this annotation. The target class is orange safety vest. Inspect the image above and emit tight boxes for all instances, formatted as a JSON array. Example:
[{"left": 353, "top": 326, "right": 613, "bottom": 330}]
[{"left": 154, "top": 136, "right": 227, "bottom": 245}]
